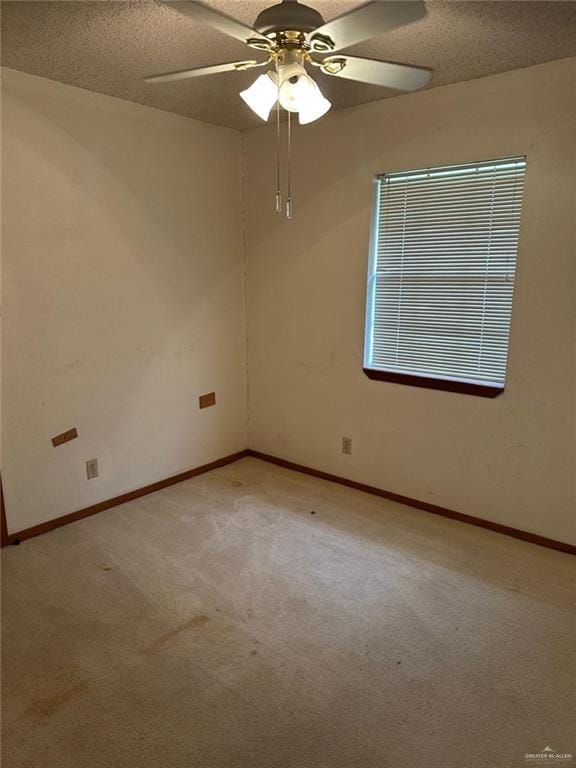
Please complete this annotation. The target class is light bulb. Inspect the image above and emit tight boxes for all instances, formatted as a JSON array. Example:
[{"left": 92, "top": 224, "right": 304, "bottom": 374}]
[
  {"left": 279, "top": 74, "right": 316, "bottom": 112},
  {"left": 279, "top": 74, "right": 331, "bottom": 124},
  {"left": 240, "top": 72, "right": 277, "bottom": 121}
]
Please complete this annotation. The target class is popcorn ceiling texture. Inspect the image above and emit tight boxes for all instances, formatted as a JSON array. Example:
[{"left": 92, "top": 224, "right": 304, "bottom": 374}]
[{"left": 2, "top": 0, "right": 576, "bottom": 129}]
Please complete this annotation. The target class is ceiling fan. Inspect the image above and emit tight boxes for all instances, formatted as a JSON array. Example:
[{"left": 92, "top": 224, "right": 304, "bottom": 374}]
[{"left": 145, "top": 0, "right": 432, "bottom": 217}]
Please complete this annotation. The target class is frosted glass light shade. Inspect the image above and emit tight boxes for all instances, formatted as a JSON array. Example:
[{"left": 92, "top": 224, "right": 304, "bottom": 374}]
[
  {"left": 240, "top": 73, "right": 277, "bottom": 121},
  {"left": 298, "top": 91, "right": 331, "bottom": 124},
  {"left": 279, "top": 74, "right": 312, "bottom": 112},
  {"left": 279, "top": 74, "right": 331, "bottom": 123}
]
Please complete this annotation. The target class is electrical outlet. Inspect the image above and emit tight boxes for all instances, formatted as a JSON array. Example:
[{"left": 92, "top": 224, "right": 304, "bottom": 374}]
[
  {"left": 86, "top": 458, "right": 99, "bottom": 480},
  {"left": 342, "top": 436, "right": 352, "bottom": 455}
]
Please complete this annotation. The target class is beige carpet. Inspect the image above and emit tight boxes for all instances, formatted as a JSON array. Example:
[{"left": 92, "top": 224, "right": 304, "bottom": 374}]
[{"left": 2, "top": 457, "right": 575, "bottom": 768}]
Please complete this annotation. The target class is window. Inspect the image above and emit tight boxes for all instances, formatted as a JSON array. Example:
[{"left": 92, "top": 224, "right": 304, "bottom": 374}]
[{"left": 363, "top": 157, "right": 527, "bottom": 397}]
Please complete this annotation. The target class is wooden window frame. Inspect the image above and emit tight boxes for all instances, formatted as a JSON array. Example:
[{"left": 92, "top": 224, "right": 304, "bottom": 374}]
[{"left": 362, "top": 367, "right": 504, "bottom": 397}]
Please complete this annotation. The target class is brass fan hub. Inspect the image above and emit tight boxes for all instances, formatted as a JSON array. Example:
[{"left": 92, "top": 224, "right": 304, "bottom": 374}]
[{"left": 248, "top": 31, "right": 318, "bottom": 64}]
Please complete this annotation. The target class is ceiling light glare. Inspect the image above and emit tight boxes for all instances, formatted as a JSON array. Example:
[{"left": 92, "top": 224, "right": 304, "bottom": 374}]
[
  {"left": 298, "top": 86, "right": 331, "bottom": 124},
  {"left": 240, "top": 72, "right": 278, "bottom": 121},
  {"left": 278, "top": 73, "right": 331, "bottom": 124},
  {"left": 279, "top": 73, "right": 316, "bottom": 113}
]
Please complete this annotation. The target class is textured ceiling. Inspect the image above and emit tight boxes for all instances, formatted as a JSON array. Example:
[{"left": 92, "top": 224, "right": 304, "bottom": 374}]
[{"left": 2, "top": 1, "right": 576, "bottom": 130}]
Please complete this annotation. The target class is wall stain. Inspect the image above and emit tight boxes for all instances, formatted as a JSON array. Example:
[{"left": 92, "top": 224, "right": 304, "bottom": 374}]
[
  {"left": 137, "top": 615, "right": 210, "bottom": 656},
  {"left": 20, "top": 681, "right": 89, "bottom": 724}
]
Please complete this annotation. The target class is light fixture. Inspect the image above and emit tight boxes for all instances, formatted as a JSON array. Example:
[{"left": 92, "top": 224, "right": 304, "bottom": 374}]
[
  {"left": 145, "top": 0, "right": 434, "bottom": 219},
  {"left": 242, "top": 63, "right": 331, "bottom": 125},
  {"left": 278, "top": 73, "right": 313, "bottom": 112},
  {"left": 239, "top": 72, "right": 278, "bottom": 121},
  {"left": 239, "top": 53, "right": 332, "bottom": 218},
  {"left": 295, "top": 81, "right": 331, "bottom": 124},
  {"left": 278, "top": 72, "right": 330, "bottom": 125}
]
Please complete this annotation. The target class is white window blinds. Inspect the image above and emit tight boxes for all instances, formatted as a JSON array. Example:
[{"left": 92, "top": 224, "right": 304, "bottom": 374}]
[{"left": 364, "top": 157, "right": 526, "bottom": 392}]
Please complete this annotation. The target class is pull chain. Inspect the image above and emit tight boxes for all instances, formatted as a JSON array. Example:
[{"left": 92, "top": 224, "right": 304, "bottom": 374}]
[
  {"left": 274, "top": 59, "right": 282, "bottom": 213},
  {"left": 286, "top": 109, "right": 292, "bottom": 220}
]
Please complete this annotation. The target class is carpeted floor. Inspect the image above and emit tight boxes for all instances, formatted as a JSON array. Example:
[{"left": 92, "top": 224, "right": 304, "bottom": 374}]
[{"left": 2, "top": 457, "right": 575, "bottom": 768}]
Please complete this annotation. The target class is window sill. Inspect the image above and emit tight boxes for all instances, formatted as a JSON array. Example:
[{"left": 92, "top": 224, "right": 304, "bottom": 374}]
[{"left": 362, "top": 368, "right": 504, "bottom": 398}]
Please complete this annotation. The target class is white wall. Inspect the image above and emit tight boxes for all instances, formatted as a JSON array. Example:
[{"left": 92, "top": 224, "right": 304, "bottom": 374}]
[
  {"left": 244, "top": 58, "right": 576, "bottom": 546},
  {"left": 2, "top": 68, "right": 247, "bottom": 533},
  {"left": 3, "top": 59, "right": 575, "bottom": 545}
]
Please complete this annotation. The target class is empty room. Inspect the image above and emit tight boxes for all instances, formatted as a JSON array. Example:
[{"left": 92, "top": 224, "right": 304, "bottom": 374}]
[{"left": 1, "top": 1, "right": 575, "bottom": 766}]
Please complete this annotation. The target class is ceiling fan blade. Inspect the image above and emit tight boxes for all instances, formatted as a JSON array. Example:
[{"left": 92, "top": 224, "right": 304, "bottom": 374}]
[
  {"left": 163, "top": 1, "right": 269, "bottom": 46},
  {"left": 144, "top": 59, "right": 265, "bottom": 84},
  {"left": 320, "top": 55, "right": 431, "bottom": 91},
  {"left": 308, "top": 1, "right": 427, "bottom": 53}
]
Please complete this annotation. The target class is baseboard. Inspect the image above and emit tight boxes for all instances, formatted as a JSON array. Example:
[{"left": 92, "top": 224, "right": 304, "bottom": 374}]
[
  {"left": 5, "top": 450, "right": 249, "bottom": 546},
  {"left": 246, "top": 450, "right": 576, "bottom": 556},
  {"left": 5, "top": 448, "right": 574, "bottom": 556}
]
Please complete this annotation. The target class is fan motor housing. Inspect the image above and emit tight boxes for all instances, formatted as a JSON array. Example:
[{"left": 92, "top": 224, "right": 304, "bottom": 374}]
[{"left": 254, "top": 0, "right": 325, "bottom": 36}]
